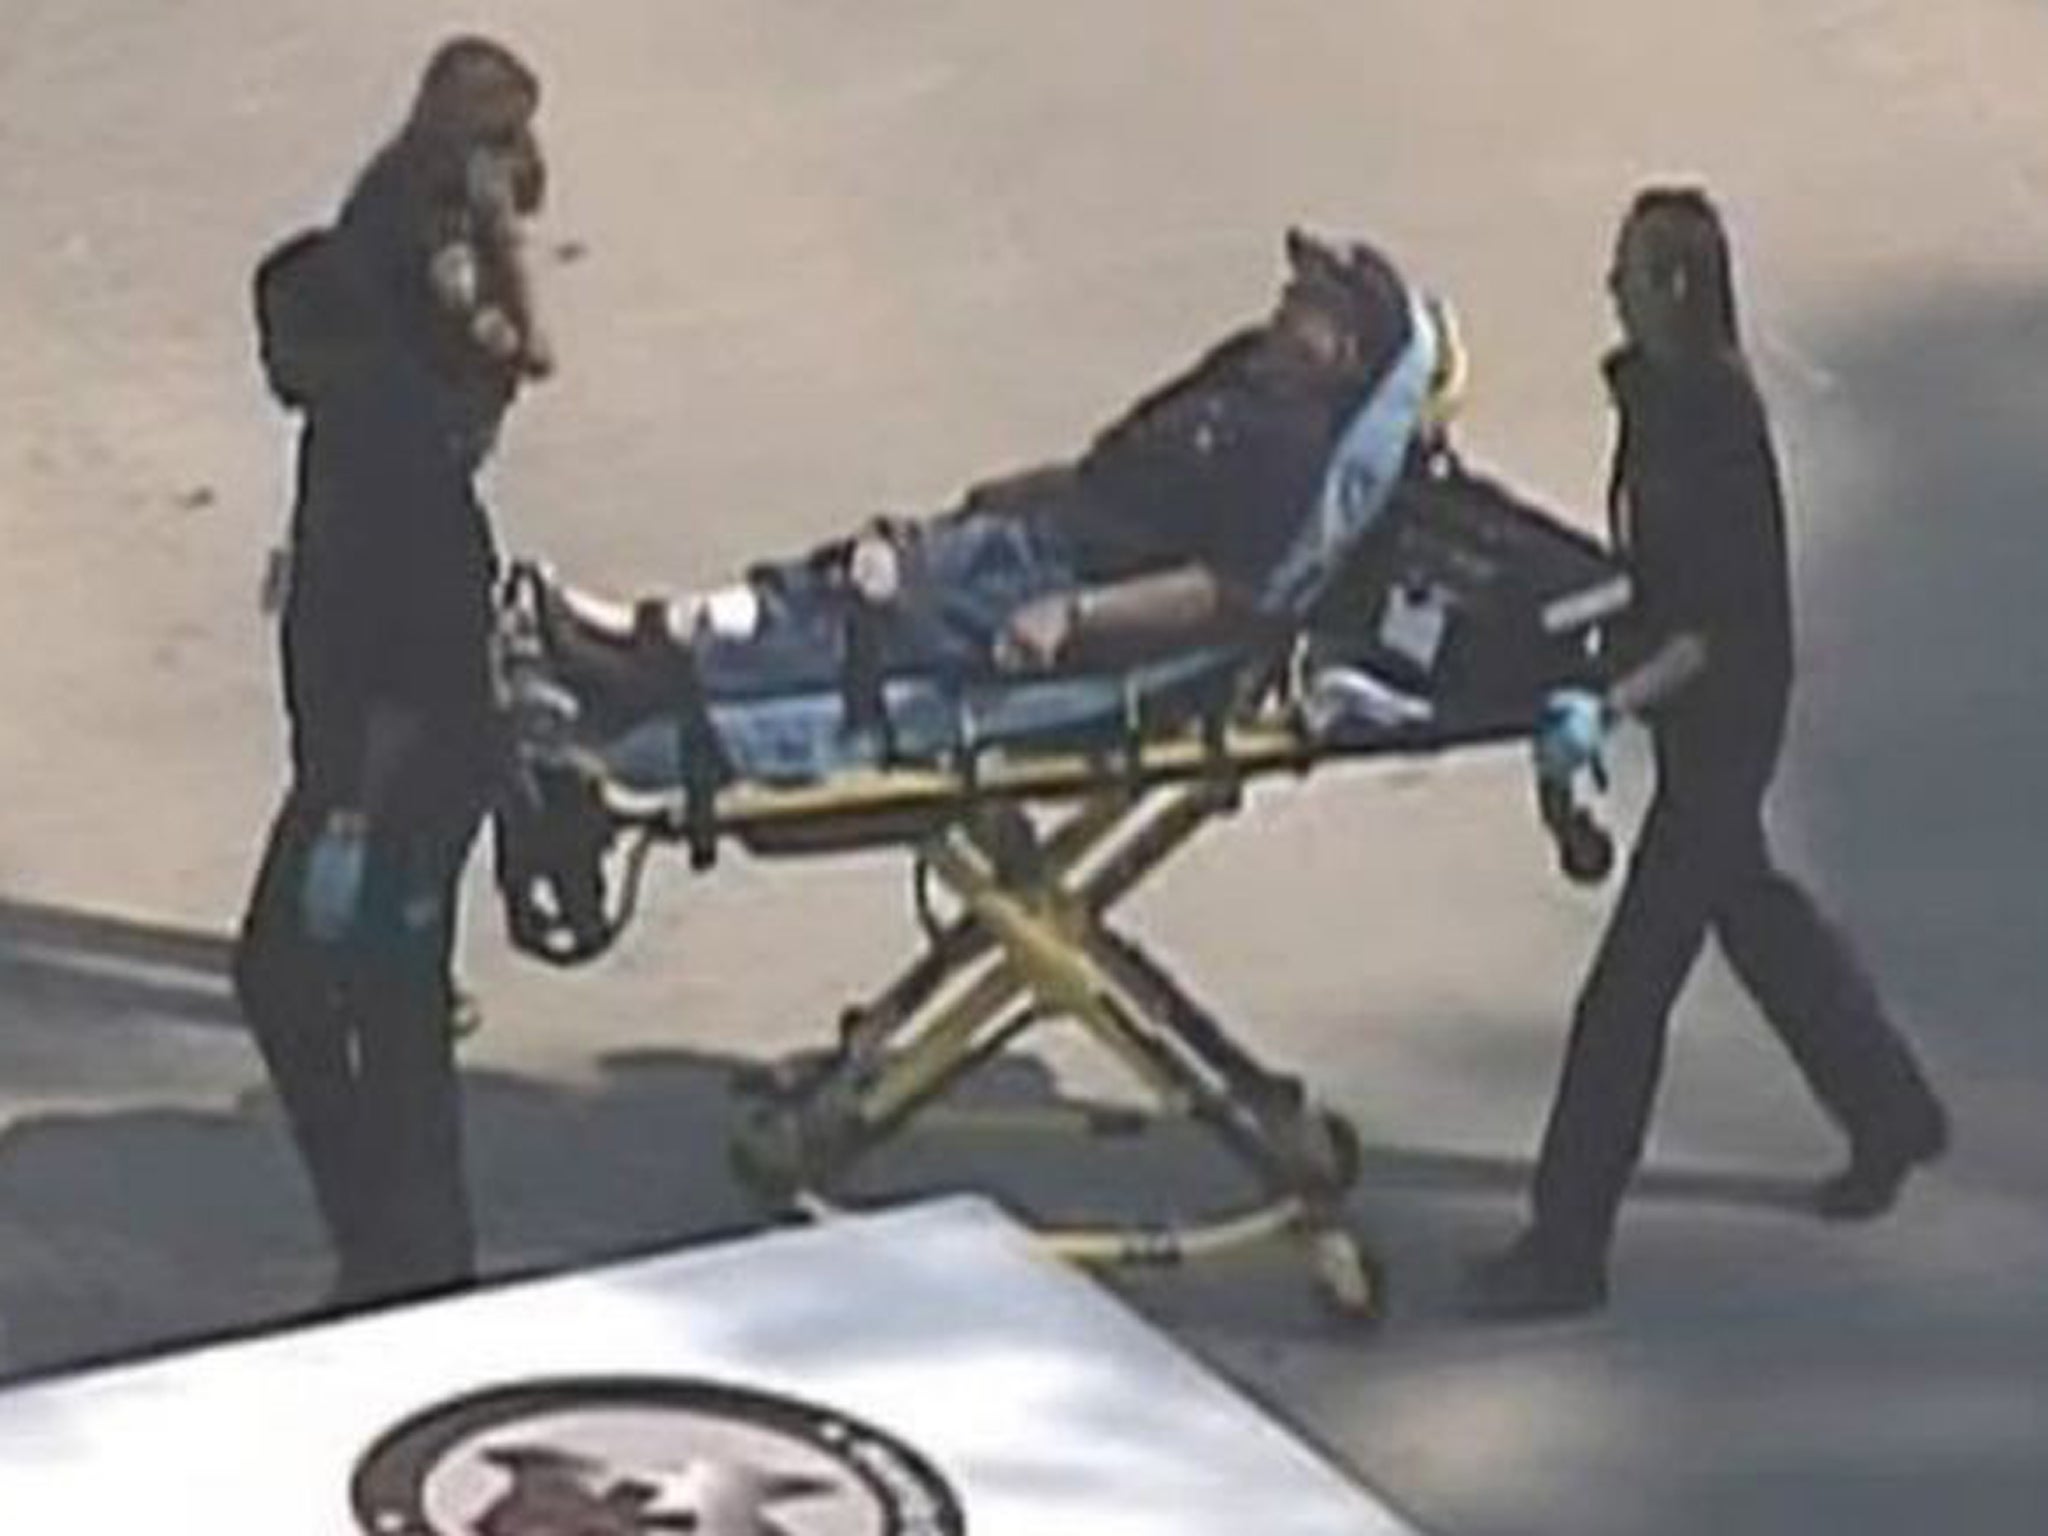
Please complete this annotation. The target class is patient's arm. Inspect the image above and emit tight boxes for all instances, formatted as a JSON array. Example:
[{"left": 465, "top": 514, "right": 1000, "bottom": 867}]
[{"left": 997, "top": 563, "right": 1263, "bottom": 671}]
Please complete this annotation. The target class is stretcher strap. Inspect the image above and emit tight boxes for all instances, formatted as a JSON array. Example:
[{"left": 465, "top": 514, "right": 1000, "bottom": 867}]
[
  {"left": 842, "top": 592, "right": 895, "bottom": 758},
  {"left": 635, "top": 598, "right": 728, "bottom": 870}
]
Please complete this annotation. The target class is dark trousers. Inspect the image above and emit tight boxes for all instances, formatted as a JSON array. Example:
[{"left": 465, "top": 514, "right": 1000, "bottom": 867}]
[
  {"left": 232, "top": 785, "right": 480, "bottom": 1303},
  {"left": 1531, "top": 746, "right": 1944, "bottom": 1261}
]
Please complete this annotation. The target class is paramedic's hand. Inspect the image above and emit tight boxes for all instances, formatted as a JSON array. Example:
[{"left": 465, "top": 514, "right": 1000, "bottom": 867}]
[
  {"left": 301, "top": 810, "right": 370, "bottom": 945},
  {"left": 1534, "top": 687, "right": 1611, "bottom": 783},
  {"left": 994, "top": 593, "right": 1079, "bottom": 672}
]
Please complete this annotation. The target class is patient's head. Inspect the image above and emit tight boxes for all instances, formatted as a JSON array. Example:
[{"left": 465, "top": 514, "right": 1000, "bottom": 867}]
[{"left": 1270, "top": 228, "right": 1400, "bottom": 384}]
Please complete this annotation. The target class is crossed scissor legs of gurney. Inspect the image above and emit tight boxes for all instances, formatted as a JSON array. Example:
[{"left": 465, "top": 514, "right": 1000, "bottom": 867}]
[{"left": 732, "top": 736, "right": 1390, "bottom": 1316}]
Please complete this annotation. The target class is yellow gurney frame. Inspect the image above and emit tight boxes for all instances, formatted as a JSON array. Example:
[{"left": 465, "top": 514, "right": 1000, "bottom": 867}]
[{"left": 575, "top": 705, "right": 1559, "bottom": 1319}]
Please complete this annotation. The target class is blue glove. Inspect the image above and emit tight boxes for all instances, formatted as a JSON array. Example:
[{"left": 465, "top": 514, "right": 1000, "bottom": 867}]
[
  {"left": 300, "top": 813, "right": 369, "bottom": 944},
  {"left": 1534, "top": 687, "right": 1610, "bottom": 784}
]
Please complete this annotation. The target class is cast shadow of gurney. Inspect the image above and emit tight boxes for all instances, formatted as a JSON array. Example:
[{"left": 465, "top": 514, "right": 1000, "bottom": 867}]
[
  {"left": 521, "top": 1036, "right": 1817, "bottom": 1346},
  {"left": 701, "top": 1019, "right": 1820, "bottom": 1337},
  {"left": 0, "top": 1053, "right": 780, "bottom": 1383},
  {"left": 0, "top": 889, "right": 1822, "bottom": 1378},
  {"left": 0, "top": 1026, "right": 1356, "bottom": 1376},
  {"left": 0, "top": 890, "right": 1303, "bottom": 1372},
  {"left": 0, "top": 1014, "right": 1818, "bottom": 1384}
]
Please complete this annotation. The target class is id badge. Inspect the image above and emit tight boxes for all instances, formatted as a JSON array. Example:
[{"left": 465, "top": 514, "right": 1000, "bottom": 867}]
[{"left": 1380, "top": 582, "right": 1449, "bottom": 671}]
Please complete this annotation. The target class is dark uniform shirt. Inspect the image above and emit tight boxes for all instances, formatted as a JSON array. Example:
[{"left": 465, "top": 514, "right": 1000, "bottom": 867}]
[
  {"left": 281, "top": 355, "right": 500, "bottom": 830},
  {"left": 1052, "top": 330, "right": 1351, "bottom": 591},
  {"left": 1004, "top": 248, "right": 1413, "bottom": 600},
  {"left": 1604, "top": 345, "right": 1795, "bottom": 785},
  {"left": 333, "top": 134, "right": 522, "bottom": 468}
]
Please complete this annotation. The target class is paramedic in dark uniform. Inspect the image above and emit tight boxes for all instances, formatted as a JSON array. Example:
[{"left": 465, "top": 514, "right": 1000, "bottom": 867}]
[
  {"left": 1465, "top": 187, "right": 1949, "bottom": 1320},
  {"left": 232, "top": 231, "right": 503, "bottom": 1310}
]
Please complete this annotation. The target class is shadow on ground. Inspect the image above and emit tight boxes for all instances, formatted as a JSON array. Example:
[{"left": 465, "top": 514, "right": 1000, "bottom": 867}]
[
  {"left": 1788, "top": 280, "right": 2048, "bottom": 1200},
  {"left": 0, "top": 903, "right": 1820, "bottom": 1389}
]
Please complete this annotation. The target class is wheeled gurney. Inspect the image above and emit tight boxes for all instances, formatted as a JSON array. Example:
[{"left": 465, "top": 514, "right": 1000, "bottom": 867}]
[{"left": 489, "top": 273, "right": 1629, "bottom": 1314}]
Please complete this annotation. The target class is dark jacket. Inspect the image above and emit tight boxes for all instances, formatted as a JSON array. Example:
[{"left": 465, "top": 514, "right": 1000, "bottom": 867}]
[
  {"left": 975, "top": 254, "right": 1413, "bottom": 599},
  {"left": 1058, "top": 330, "right": 1353, "bottom": 592},
  {"left": 333, "top": 135, "right": 522, "bottom": 466}
]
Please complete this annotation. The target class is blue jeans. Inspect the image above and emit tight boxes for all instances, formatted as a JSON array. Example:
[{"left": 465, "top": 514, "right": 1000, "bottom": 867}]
[{"left": 692, "top": 510, "right": 1081, "bottom": 697}]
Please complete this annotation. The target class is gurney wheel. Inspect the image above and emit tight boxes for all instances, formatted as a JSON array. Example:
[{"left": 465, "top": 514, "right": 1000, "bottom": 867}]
[
  {"left": 1308, "top": 1227, "right": 1381, "bottom": 1322},
  {"left": 731, "top": 1049, "right": 843, "bottom": 1105},
  {"left": 729, "top": 1103, "right": 813, "bottom": 1209},
  {"left": 1271, "top": 1105, "right": 1364, "bottom": 1195}
]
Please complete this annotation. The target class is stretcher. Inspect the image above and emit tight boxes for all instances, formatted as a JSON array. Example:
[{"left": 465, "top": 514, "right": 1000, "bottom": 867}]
[{"left": 488, "top": 273, "right": 1629, "bottom": 1316}]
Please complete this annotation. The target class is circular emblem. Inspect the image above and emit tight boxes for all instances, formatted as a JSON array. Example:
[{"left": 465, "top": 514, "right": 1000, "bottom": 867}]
[{"left": 352, "top": 1376, "right": 966, "bottom": 1536}]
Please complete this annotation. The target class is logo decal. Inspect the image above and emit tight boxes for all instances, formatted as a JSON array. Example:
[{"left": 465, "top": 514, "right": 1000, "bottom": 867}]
[{"left": 352, "top": 1377, "right": 966, "bottom": 1535}]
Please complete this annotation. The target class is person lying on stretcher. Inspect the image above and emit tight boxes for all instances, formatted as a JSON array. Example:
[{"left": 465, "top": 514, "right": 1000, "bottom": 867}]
[{"left": 528, "top": 229, "right": 1442, "bottom": 732}]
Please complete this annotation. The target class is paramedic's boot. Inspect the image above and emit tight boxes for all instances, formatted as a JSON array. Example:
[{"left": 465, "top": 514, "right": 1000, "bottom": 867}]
[
  {"left": 1813, "top": 1100, "right": 1949, "bottom": 1220},
  {"left": 1462, "top": 1228, "right": 1608, "bottom": 1322}
]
